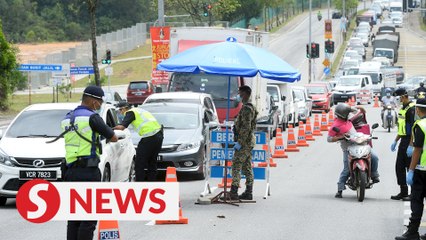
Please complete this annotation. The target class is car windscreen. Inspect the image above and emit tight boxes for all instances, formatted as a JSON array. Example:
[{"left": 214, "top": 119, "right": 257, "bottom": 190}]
[
  {"left": 359, "top": 73, "right": 379, "bottom": 84},
  {"left": 267, "top": 86, "right": 280, "bottom": 102},
  {"left": 375, "top": 50, "right": 393, "bottom": 58},
  {"left": 142, "top": 104, "right": 199, "bottom": 129},
  {"left": 145, "top": 98, "right": 198, "bottom": 104},
  {"left": 293, "top": 90, "right": 305, "bottom": 101},
  {"left": 130, "top": 82, "right": 148, "bottom": 90},
  {"left": 6, "top": 109, "right": 70, "bottom": 138},
  {"left": 169, "top": 73, "right": 238, "bottom": 108},
  {"left": 306, "top": 86, "right": 326, "bottom": 94},
  {"left": 338, "top": 78, "right": 360, "bottom": 86}
]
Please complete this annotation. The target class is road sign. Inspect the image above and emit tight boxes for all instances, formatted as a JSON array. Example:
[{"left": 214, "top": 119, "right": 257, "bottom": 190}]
[
  {"left": 105, "top": 66, "right": 113, "bottom": 76},
  {"left": 324, "top": 67, "right": 331, "bottom": 75},
  {"left": 51, "top": 64, "right": 70, "bottom": 78},
  {"left": 18, "top": 64, "right": 62, "bottom": 72},
  {"left": 322, "top": 59, "right": 330, "bottom": 67},
  {"left": 70, "top": 66, "right": 94, "bottom": 75}
]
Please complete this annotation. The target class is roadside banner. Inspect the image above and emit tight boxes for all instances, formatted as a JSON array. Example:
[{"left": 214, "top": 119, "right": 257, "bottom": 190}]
[{"left": 150, "top": 26, "right": 170, "bottom": 86}]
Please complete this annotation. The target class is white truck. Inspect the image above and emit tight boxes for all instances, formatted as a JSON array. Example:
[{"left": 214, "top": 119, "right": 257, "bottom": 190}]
[
  {"left": 166, "top": 27, "right": 272, "bottom": 125},
  {"left": 267, "top": 81, "right": 298, "bottom": 130},
  {"left": 358, "top": 61, "right": 383, "bottom": 95}
]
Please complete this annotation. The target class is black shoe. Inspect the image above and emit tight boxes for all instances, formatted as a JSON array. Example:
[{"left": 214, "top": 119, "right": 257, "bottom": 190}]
[
  {"left": 391, "top": 193, "right": 409, "bottom": 200},
  {"left": 403, "top": 195, "right": 412, "bottom": 201},
  {"left": 395, "top": 229, "right": 420, "bottom": 240},
  {"left": 420, "top": 233, "right": 426, "bottom": 240},
  {"left": 372, "top": 177, "right": 380, "bottom": 184},
  {"left": 335, "top": 191, "right": 342, "bottom": 198}
]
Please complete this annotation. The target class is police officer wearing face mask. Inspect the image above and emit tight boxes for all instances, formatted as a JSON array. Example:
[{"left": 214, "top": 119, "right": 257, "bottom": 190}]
[
  {"left": 61, "top": 86, "right": 118, "bottom": 240},
  {"left": 391, "top": 88, "right": 416, "bottom": 201},
  {"left": 114, "top": 101, "right": 163, "bottom": 182}
]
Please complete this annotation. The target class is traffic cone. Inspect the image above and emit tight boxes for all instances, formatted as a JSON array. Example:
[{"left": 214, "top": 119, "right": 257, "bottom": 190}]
[
  {"left": 313, "top": 114, "right": 323, "bottom": 136},
  {"left": 259, "top": 144, "right": 277, "bottom": 167},
  {"left": 305, "top": 117, "right": 315, "bottom": 141},
  {"left": 156, "top": 167, "right": 188, "bottom": 224},
  {"left": 98, "top": 221, "right": 120, "bottom": 240},
  {"left": 373, "top": 95, "right": 380, "bottom": 108},
  {"left": 296, "top": 121, "right": 309, "bottom": 147},
  {"left": 351, "top": 96, "right": 356, "bottom": 106},
  {"left": 285, "top": 125, "right": 300, "bottom": 152},
  {"left": 320, "top": 111, "right": 329, "bottom": 131},
  {"left": 272, "top": 128, "right": 288, "bottom": 158},
  {"left": 328, "top": 109, "right": 334, "bottom": 127},
  {"left": 218, "top": 161, "right": 233, "bottom": 188}
]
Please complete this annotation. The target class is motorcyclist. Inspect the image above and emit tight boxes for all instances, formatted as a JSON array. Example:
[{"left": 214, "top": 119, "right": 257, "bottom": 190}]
[
  {"left": 381, "top": 88, "right": 398, "bottom": 127},
  {"left": 415, "top": 82, "right": 426, "bottom": 99},
  {"left": 328, "top": 103, "right": 380, "bottom": 198},
  {"left": 317, "top": 11, "right": 322, "bottom": 20}
]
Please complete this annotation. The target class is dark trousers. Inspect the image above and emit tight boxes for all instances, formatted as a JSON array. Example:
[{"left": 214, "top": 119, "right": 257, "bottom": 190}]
[
  {"left": 396, "top": 137, "right": 411, "bottom": 186},
  {"left": 64, "top": 167, "right": 101, "bottom": 240},
  {"left": 136, "top": 131, "right": 163, "bottom": 181},
  {"left": 409, "top": 169, "right": 426, "bottom": 230}
]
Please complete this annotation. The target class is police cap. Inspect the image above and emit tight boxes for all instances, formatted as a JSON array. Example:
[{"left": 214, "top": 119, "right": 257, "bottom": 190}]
[
  {"left": 83, "top": 85, "right": 104, "bottom": 100},
  {"left": 116, "top": 100, "right": 130, "bottom": 109},
  {"left": 393, "top": 88, "right": 408, "bottom": 97},
  {"left": 416, "top": 98, "right": 426, "bottom": 108}
]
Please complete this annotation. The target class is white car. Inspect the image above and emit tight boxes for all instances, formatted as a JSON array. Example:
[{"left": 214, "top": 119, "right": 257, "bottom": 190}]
[{"left": 0, "top": 103, "right": 135, "bottom": 206}]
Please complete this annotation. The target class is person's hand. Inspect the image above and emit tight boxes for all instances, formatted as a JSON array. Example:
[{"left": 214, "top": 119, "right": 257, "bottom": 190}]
[
  {"left": 407, "top": 146, "right": 414, "bottom": 157},
  {"left": 234, "top": 142, "right": 241, "bottom": 151},
  {"left": 407, "top": 169, "right": 414, "bottom": 186},
  {"left": 391, "top": 141, "right": 398, "bottom": 152}
]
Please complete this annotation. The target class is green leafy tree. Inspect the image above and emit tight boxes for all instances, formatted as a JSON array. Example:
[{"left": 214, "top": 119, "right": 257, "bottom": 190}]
[
  {"left": 233, "top": 0, "right": 262, "bottom": 26},
  {"left": 332, "top": 0, "right": 358, "bottom": 15},
  {"left": 0, "top": 21, "right": 24, "bottom": 110}
]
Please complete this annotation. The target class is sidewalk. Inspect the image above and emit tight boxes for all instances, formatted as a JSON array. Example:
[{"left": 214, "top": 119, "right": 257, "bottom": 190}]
[{"left": 406, "top": 11, "right": 426, "bottom": 39}]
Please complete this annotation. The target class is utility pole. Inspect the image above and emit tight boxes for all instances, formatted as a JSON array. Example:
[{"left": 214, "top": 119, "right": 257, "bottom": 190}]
[
  {"left": 158, "top": 0, "right": 165, "bottom": 26},
  {"left": 328, "top": 0, "right": 330, "bottom": 19},
  {"left": 309, "top": 0, "right": 312, "bottom": 83}
]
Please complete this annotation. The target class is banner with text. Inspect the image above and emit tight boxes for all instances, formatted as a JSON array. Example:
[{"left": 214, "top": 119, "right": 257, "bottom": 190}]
[{"left": 150, "top": 26, "right": 170, "bottom": 86}]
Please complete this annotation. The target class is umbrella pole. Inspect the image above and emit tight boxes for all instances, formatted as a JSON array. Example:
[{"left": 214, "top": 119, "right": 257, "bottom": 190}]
[{"left": 211, "top": 76, "right": 239, "bottom": 206}]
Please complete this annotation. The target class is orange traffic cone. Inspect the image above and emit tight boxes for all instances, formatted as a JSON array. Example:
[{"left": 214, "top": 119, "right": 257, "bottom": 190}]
[
  {"left": 285, "top": 125, "right": 300, "bottom": 152},
  {"left": 305, "top": 117, "right": 315, "bottom": 141},
  {"left": 218, "top": 161, "right": 233, "bottom": 188},
  {"left": 320, "top": 111, "right": 329, "bottom": 131},
  {"left": 296, "top": 121, "right": 309, "bottom": 147},
  {"left": 373, "top": 95, "right": 380, "bottom": 108},
  {"left": 156, "top": 167, "right": 188, "bottom": 224},
  {"left": 328, "top": 109, "right": 334, "bottom": 127},
  {"left": 272, "top": 128, "right": 288, "bottom": 158},
  {"left": 259, "top": 144, "right": 277, "bottom": 167},
  {"left": 98, "top": 221, "right": 120, "bottom": 240},
  {"left": 313, "top": 114, "right": 323, "bottom": 136},
  {"left": 351, "top": 96, "right": 356, "bottom": 106}
]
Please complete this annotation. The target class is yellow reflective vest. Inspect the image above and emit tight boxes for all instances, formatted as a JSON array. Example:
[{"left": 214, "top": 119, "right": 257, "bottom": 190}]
[
  {"left": 414, "top": 119, "right": 426, "bottom": 168},
  {"left": 398, "top": 102, "right": 415, "bottom": 136},
  {"left": 129, "top": 108, "right": 161, "bottom": 138}
]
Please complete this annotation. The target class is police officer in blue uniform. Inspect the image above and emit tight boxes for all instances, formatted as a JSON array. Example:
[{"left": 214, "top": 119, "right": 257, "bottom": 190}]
[{"left": 62, "top": 86, "right": 118, "bottom": 240}]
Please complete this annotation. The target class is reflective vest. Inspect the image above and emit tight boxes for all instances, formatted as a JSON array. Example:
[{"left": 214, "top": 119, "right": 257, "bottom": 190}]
[
  {"left": 398, "top": 102, "right": 415, "bottom": 136},
  {"left": 61, "top": 107, "right": 100, "bottom": 164},
  {"left": 415, "top": 119, "right": 426, "bottom": 168},
  {"left": 129, "top": 108, "right": 161, "bottom": 138}
]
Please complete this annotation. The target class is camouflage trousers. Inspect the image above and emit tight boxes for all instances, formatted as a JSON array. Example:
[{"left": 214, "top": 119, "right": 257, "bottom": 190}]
[{"left": 231, "top": 147, "right": 254, "bottom": 187}]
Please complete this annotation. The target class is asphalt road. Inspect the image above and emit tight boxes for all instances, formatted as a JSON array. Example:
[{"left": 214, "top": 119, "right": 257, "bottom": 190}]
[{"left": 0, "top": 106, "right": 410, "bottom": 240}]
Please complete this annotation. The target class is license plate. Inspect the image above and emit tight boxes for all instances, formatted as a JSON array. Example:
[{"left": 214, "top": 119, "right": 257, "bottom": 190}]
[
  {"left": 341, "top": 96, "right": 348, "bottom": 98},
  {"left": 157, "top": 155, "right": 163, "bottom": 161},
  {"left": 134, "top": 92, "right": 142, "bottom": 96},
  {"left": 19, "top": 170, "right": 57, "bottom": 180}
]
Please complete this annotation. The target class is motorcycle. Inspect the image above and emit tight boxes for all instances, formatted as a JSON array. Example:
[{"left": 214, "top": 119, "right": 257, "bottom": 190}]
[
  {"left": 382, "top": 105, "right": 396, "bottom": 132},
  {"left": 333, "top": 123, "right": 379, "bottom": 202}
]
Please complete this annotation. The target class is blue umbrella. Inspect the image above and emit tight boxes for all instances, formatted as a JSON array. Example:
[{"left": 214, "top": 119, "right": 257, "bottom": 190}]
[
  {"left": 157, "top": 37, "right": 301, "bottom": 82},
  {"left": 157, "top": 37, "right": 301, "bottom": 203}
]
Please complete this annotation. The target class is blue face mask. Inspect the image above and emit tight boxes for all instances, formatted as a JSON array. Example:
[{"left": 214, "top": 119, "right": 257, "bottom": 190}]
[
  {"left": 235, "top": 95, "right": 241, "bottom": 102},
  {"left": 386, "top": 93, "right": 391, "bottom": 97}
]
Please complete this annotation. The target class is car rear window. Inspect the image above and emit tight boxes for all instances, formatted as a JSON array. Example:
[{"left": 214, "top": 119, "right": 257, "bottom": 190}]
[{"left": 129, "top": 82, "right": 148, "bottom": 90}]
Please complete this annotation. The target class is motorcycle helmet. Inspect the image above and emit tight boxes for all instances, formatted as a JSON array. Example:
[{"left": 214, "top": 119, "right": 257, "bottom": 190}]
[
  {"left": 393, "top": 88, "right": 408, "bottom": 97},
  {"left": 421, "top": 82, "right": 424, "bottom": 87},
  {"left": 335, "top": 103, "right": 352, "bottom": 120}
]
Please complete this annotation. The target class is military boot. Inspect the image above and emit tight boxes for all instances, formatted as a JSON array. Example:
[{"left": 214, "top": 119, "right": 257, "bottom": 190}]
[
  {"left": 220, "top": 185, "right": 239, "bottom": 201},
  {"left": 239, "top": 185, "right": 253, "bottom": 200},
  {"left": 395, "top": 226, "right": 420, "bottom": 240},
  {"left": 391, "top": 185, "right": 409, "bottom": 200}
]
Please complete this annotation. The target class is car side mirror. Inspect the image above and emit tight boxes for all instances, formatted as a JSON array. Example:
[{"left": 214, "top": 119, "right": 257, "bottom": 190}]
[
  {"left": 372, "top": 123, "right": 379, "bottom": 129},
  {"left": 281, "top": 95, "right": 286, "bottom": 101}
]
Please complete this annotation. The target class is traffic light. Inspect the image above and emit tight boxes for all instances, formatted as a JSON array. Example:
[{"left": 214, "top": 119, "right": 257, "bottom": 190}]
[
  {"left": 203, "top": 3, "right": 209, "bottom": 17},
  {"left": 325, "top": 40, "right": 335, "bottom": 53},
  {"left": 102, "top": 49, "right": 112, "bottom": 64},
  {"left": 306, "top": 43, "right": 310, "bottom": 58},
  {"left": 311, "top": 43, "right": 320, "bottom": 58}
]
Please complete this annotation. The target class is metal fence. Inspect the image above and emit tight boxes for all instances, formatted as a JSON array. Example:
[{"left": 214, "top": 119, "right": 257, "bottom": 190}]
[{"left": 28, "top": 22, "right": 147, "bottom": 88}]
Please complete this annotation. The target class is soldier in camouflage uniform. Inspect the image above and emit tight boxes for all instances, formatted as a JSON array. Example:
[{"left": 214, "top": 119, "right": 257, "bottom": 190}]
[{"left": 229, "top": 85, "right": 258, "bottom": 200}]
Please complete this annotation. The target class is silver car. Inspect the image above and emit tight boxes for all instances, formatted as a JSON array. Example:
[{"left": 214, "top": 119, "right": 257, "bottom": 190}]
[
  {"left": 133, "top": 102, "right": 219, "bottom": 180},
  {"left": 397, "top": 75, "right": 426, "bottom": 97}
]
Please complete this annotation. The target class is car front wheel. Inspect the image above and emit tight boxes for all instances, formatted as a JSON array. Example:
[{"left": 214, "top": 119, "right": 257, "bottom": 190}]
[{"left": 195, "top": 148, "right": 208, "bottom": 180}]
